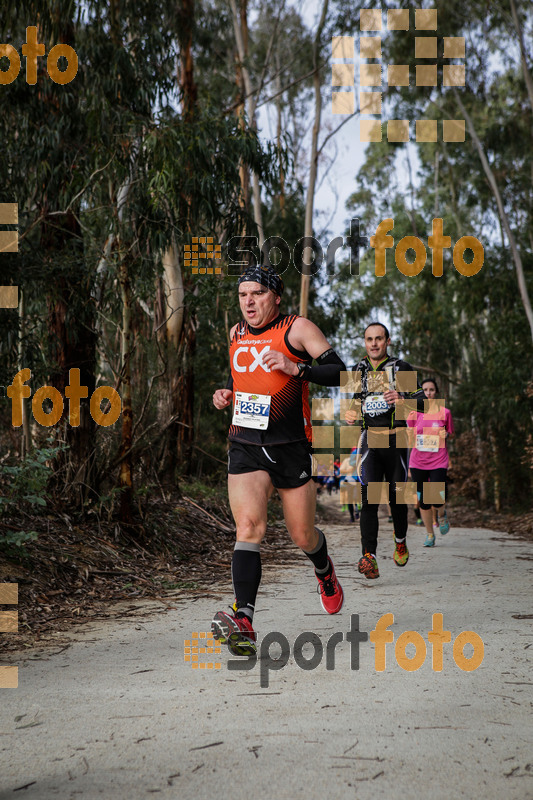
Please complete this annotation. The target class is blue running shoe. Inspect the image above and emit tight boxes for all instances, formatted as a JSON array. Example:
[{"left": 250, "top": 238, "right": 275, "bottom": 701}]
[
  {"left": 439, "top": 512, "right": 450, "bottom": 535},
  {"left": 423, "top": 532, "right": 435, "bottom": 547}
]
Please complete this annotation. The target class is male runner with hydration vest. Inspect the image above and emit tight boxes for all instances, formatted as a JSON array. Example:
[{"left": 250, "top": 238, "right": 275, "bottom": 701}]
[{"left": 346, "top": 323, "right": 426, "bottom": 579}]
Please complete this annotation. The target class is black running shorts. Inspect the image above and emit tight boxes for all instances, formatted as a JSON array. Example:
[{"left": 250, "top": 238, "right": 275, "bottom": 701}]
[
  {"left": 228, "top": 440, "right": 313, "bottom": 489},
  {"left": 410, "top": 466, "right": 448, "bottom": 509}
]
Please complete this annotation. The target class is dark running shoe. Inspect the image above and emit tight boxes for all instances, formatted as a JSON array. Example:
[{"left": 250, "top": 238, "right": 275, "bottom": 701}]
[
  {"left": 358, "top": 553, "right": 379, "bottom": 579},
  {"left": 211, "top": 610, "right": 257, "bottom": 656},
  {"left": 316, "top": 557, "right": 344, "bottom": 614}
]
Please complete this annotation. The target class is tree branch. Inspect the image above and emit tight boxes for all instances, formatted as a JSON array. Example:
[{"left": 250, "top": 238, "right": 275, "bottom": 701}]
[
  {"left": 454, "top": 90, "right": 533, "bottom": 343},
  {"left": 317, "top": 111, "right": 358, "bottom": 158}
]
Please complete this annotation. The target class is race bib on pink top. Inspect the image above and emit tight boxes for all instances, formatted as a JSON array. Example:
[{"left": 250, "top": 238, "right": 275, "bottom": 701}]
[{"left": 407, "top": 408, "right": 454, "bottom": 469}]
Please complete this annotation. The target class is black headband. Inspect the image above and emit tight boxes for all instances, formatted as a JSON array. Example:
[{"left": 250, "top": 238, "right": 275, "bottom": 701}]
[{"left": 238, "top": 265, "right": 284, "bottom": 296}]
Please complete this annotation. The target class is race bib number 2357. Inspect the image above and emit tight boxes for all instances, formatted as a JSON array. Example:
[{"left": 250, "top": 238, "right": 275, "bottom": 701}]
[{"left": 232, "top": 391, "right": 271, "bottom": 430}]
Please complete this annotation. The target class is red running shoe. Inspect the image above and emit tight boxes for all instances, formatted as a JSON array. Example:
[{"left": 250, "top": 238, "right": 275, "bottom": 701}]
[
  {"left": 316, "top": 557, "right": 344, "bottom": 614},
  {"left": 211, "top": 610, "right": 257, "bottom": 656}
]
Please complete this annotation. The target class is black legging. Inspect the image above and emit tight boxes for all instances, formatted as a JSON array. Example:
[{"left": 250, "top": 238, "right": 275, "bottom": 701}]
[
  {"left": 410, "top": 466, "right": 448, "bottom": 510},
  {"left": 358, "top": 429, "right": 409, "bottom": 555}
]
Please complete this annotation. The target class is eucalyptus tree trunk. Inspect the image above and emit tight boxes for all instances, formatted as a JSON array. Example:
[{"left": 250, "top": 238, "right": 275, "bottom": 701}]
[
  {"left": 489, "top": 428, "right": 501, "bottom": 511},
  {"left": 155, "top": 0, "right": 198, "bottom": 479},
  {"left": 45, "top": 210, "right": 97, "bottom": 505},
  {"left": 276, "top": 58, "right": 286, "bottom": 218},
  {"left": 471, "top": 415, "right": 487, "bottom": 505},
  {"left": 509, "top": 0, "right": 533, "bottom": 113},
  {"left": 230, "top": 0, "right": 265, "bottom": 247},
  {"left": 39, "top": 10, "right": 98, "bottom": 506},
  {"left": 17, "top": 288, "right": 32, "bottom": 458},
  {"left": 117, "top": 253, "right": 134, "bottom": 524},
  {"left": 299, "top": 0, "right": 328, "bottom": 318},
  {"left": 156, "top": 242, "right": 190, "bottom": 479},
  {"left": 235, "top": 45, "right": 251, "bottom": 219}
]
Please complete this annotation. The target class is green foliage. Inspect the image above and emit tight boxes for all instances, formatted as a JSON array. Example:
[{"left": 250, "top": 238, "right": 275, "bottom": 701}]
[
  {"left": 0, "top": 529, "right": 39, "bottom": 548},
  {"left": 0, "top": 443, "right": 65, "bottom": 547},
  {"left": 0, "top": 444, "right": 63, "bottom": 513}
]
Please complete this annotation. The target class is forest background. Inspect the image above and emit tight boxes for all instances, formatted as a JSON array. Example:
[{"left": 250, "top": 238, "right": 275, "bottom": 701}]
[{"left": 0, "top": 0, "right": 532, "bottom": 629}]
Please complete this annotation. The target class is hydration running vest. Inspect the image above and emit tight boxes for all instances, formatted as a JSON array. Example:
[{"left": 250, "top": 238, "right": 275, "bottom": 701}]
[{"left": 351, "top": 355, "right": 424, "bottom": 429}]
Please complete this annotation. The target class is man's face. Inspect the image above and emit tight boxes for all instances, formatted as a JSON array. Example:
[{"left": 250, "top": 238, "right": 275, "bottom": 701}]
[
  {"left": 364, "top": 325, "right": 390, "bottom": 362},
  {"left": 423, "top": 382, "right": 437, "bottom": 399},
  {"left": 238, "top": 281, "right": 280, "bottom": 327}
]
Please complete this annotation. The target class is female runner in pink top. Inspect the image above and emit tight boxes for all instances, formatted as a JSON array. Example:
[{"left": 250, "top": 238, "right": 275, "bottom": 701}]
[{"left": 407, "top": 378, "right": 454, "bottom": 547}]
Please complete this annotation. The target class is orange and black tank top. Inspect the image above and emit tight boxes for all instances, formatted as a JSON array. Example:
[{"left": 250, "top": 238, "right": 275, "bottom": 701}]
[{"left": 228, "top": 314, "right": 312, "bottom": 446}]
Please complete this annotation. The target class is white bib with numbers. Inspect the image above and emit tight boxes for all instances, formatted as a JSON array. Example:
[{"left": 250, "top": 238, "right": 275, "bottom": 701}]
[
  {"left": 363, "top": 395, "right": 389, "bottom": 416},
  {"left": 416, "top": 434, "right": 440, "bottom": 453},
  {"left": 232, "top": 391, "right": 271, "bottom": 430}
]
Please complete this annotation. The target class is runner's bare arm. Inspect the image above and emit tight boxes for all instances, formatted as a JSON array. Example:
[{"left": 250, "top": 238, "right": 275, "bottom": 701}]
[
  {"left": 262, "top": 317, "right": 345, "bottom": 385},
  {"left": 287, "top": 317, "right": 335, "bottom": 359}
]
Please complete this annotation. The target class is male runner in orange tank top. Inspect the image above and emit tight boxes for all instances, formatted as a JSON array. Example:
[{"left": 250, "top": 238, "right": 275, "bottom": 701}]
[{"left": 211, "top": 264, "right": 346, "bottom": 656}]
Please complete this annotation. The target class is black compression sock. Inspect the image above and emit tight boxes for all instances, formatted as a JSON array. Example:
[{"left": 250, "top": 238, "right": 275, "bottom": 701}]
[
  {"left": 232, "top": 542, "right": 262, "bottom": 620},
  {"left": 303, "top": 528, "right": 329, "bottom": 573}
]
